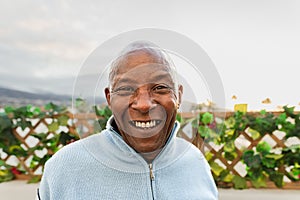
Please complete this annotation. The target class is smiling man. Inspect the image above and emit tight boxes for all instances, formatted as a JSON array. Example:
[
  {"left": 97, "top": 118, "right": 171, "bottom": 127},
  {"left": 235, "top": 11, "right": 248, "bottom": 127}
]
[
  {"left": 38, "top": 41, "right": 218, "bottom": 200},
  {"left": 105, "top": 44, "right": 182, "bottom": 162}
]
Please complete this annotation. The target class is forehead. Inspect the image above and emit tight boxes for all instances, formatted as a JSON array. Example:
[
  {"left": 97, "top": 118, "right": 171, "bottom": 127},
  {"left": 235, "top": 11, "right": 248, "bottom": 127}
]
[
  {"left": 112, "top": 51, "right": 174, "bottom": 85},
  {"left": 116, "top": 50, "right": 166, "bottom": 72}
]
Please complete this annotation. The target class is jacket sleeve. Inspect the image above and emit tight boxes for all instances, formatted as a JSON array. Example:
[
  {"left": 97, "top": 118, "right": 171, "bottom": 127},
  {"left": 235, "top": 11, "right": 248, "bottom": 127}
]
[{"left": 37, "top": 160, "right": 52, "bottom": 200}]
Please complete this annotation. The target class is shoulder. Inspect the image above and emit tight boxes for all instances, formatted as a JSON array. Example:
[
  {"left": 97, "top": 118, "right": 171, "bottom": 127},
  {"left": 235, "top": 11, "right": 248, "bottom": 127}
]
[
  {"left": 158, "top": 136, "right": 207, "bottom": 168},
  {"left": 174, "top": 137, "right": 205, "bottom": 160},
  {"left": 43, "top": 133, "right": 103, "bottom": 172},
  {"left": 172, "top": 138, "right": 215, "bottom": 178}
]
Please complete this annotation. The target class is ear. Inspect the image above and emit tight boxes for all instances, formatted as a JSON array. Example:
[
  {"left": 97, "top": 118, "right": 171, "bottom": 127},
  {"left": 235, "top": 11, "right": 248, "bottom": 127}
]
[
  {"left": 177, "top": 84, "right": 183, "bottom": 105},
  {"left": 104, "top": 87, "right": 111, "bottom": 107}
]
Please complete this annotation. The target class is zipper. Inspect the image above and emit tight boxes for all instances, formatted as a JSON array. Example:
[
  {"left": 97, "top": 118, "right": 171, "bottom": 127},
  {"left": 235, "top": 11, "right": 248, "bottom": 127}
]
[{"left": 149, "top": 163, "right": 155, "bottom": 200}]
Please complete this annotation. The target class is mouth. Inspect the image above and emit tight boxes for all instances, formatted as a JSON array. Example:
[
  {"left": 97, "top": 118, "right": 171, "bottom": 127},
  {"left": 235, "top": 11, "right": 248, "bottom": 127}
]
[{"left": 129, "top": 120, "right": 162, "bottom": 129}]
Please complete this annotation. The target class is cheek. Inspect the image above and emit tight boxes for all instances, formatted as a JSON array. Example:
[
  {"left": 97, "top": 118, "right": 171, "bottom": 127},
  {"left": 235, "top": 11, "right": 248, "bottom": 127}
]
[
  {"left": 168, "top": 95, "right": 178, "bottom": 108},
  {"left": 162, "top": 97, "right": 177, "bottom": 116},
  {"left": 110, "top": 97, "right": 128, "bottom": 116}
]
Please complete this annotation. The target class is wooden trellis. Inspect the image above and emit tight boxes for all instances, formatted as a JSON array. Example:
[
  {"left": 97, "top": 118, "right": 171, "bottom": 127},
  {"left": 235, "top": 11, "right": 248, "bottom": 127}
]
[
  {"left": 1, "top": 111, "right": 300, "bottom": 189},
  {"left": 179, "top": 112, "right": 300, "bottom": 189},
  {"left": 1, "top": 113, "right": 97, "bottom": 180}
]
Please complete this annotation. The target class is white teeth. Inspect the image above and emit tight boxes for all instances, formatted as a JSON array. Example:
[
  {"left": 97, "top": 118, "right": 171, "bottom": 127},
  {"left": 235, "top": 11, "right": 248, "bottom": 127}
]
[{"left": 134, "top": 120, "right": 157, "bottom": 128}]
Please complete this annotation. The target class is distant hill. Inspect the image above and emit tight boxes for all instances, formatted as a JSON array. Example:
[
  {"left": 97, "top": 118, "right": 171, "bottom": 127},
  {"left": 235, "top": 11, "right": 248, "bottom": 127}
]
[
  {"left": 0, "top": 87, "right": 70, "bottom": 100},
  {"left": 0, "top": 87, "right": 71, "bottom": 107},
  {"left": 0, "top": 87, "right": 107, "bottom": 107}
]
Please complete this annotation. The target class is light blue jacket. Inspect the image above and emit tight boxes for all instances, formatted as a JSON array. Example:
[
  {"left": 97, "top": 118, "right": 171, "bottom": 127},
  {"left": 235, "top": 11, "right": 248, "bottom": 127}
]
[{"left": 38, "top": 117, "right": 218, "bottom": 200}]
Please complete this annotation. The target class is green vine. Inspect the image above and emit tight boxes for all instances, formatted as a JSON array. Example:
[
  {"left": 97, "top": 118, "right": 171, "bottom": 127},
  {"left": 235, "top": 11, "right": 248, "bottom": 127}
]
[
  {"left": 0, "top": 103, "right": 79, "bottom": 183},
  {"left": 1, "top": 104, "right": 300, "bottom": 189},
  {"left": 197, "top": 106, "right": 300, "bottom": 189}
]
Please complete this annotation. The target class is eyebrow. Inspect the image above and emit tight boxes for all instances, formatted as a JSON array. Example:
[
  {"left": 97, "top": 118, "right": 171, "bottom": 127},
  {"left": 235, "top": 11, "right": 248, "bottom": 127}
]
[
  {"left": 113, "top": 77, "right": 135, "bottom": 86},
  {"left": 150, "top": 73, "right": 174, "bottom": 83}
]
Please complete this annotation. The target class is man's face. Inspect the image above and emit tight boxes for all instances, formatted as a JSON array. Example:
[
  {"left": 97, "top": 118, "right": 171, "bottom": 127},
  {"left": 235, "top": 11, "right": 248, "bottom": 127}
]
[{"left": 105, "top": 51, "right": 182, "bottom": 153}]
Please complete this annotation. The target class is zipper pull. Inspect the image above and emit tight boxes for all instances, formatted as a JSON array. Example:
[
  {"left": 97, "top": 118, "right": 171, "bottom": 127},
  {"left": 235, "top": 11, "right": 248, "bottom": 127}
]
[{"left": 149, "top": 163, "right": 155, "bottom": 180}]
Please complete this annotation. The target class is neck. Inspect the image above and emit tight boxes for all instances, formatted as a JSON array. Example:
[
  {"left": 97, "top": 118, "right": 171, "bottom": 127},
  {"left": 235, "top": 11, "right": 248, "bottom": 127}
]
[{"left": 139, "top": 148, "right": 162, "bottom": 163}]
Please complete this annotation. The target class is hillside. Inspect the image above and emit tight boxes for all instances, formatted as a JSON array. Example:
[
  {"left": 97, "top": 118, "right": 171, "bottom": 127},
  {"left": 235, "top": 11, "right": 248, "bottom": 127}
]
[{"left": 0, "top": 87, "right": 71, "bottom": 107}]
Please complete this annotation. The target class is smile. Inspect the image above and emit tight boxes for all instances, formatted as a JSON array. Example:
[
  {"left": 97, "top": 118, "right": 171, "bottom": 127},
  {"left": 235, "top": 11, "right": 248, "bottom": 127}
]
[{"left": 130, "top": 120, "right": 161, "bottom": 129}]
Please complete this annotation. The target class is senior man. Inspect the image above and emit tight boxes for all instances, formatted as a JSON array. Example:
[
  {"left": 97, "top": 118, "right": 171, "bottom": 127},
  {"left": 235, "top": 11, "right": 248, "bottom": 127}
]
[{"left": 38, "top": 41, "right": 218, "bottom": 199}]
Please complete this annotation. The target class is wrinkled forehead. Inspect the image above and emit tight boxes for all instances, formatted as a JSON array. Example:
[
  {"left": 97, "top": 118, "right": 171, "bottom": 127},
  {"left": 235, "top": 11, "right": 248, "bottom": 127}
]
[
  {"left": 109, "top": 50, "right": 176, "bottom": 87},
  {"left": 113, "top": 63, "right": 174, "bottom": 88}
]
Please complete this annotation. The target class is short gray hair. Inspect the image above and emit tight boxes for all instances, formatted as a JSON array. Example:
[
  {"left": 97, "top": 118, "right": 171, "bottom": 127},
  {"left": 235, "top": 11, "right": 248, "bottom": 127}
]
[{"left": 108, "top": 41, "right": 179, "bottom": 92}]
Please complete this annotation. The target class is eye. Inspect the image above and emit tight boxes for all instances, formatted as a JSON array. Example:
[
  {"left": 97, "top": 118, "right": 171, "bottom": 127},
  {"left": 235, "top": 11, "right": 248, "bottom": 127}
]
[
  {"left": 113, "top": 86, "right": 135, "bottom": 96},
  {"left": 152, "top": 84, "right": 172, "bottom": 94}
]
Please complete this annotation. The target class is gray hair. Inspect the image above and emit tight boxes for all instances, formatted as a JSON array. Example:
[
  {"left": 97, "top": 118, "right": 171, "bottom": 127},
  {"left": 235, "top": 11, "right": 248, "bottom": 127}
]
[{"left": 108, "top": 41, "right": 179, "bottom": 92}]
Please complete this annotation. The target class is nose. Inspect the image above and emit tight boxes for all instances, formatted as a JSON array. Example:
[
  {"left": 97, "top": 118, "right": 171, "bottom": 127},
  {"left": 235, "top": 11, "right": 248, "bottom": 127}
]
[{"left": 131, "top": 89, "right": 154, "bottom": 113}]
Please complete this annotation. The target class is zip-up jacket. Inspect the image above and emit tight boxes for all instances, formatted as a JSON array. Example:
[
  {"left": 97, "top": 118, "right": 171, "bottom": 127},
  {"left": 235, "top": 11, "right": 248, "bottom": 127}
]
[{"left": 38, "top": 117, "right": 218, "bottom": 199}]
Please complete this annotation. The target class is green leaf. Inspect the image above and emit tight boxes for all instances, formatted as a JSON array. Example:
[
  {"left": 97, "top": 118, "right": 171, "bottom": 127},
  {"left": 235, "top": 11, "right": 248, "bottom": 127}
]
[
  {"left": 45, "top": 102, "right": 66, "bottom": 113},
  {"left": 0, "top": 115, "right": 12, "bottom": 132},
  {"left": 242, "top": 150, "right": 261, "bottom": 168},
  {"left": 75, "top": 98, "right": 85, "bottom": 107},
  {"left": 210, "top": 161, "right": 224, "bottom": 177},
  {"left": 4, "top": 106, "right": 14, "bottom": 114},
  {"left": 45, "top": 103, "right": 52, "bottom": 110},
  {"left": 225, "top": 130, "right": 235, "bottom": 136},
  {"left": 58, "top": 115, "right": 69, "bottom": 126},
  {"left": 257, "top": 141, "right": 271, "bottom": 153},
  {"left": 176, "top": 114, "right": 182, "bottom": 123},
  {"left": 48, "top": 121, "right": 59, "bottom": 132},
  {"left": 247, "top": 128, "right": 261, "bottom": 140},
  {"left": 0, "top": 160, "right": 6, "bottom": 166},
  {"left": 19, "top": 120, "right": 32, "bottom": 131},
  {"left": 27, "top": 175, "right": 41, "bottom": 183},
  {"left": 0, "top": 169, "right": 14, "bottom": 183},
  {"left": 276, "top": 113, "right": 287, "bottom": 125},
  {"left": 58, "top": 132, "right": 78, "bottom": 145},
  {"left": 291, "top": 166, "right": 300, "bottom": 177},
  {"left": 250, "top": 175, "right": 267, "bottom": 188},
  {"left": 205, "top": 152, "right": 214, "bottom": 161},
  {"left": 8, "top": 145, "right": 27, "bottom": 156},
  {"left": 283, "top": 106, "right": 295, "bottom": 116},
  {"left": 269, "top": 172, "right": 284, "bottom": 188},
  {"left": 219, "top": 170, "right": 234, "bottom": 183},
  {"left": 232, "top": 175, "right": 247, "bottom": 189},
  {"left": 33, "top": 107, "right": 41, "bottom": 115},
  {"left": 260, "top": 110, "right": 267, "bottom": 115},
  {"left": 222, "top": 173, "right": 234, "bottom": 183},
  {"left": 198, "top": 125, "right": 210, "bottom": 138},
  {"left": 224, "top": 117, "right": 235, "bottom": 129},
  {"left": 242, "top": 150, "right": 254, "bottom": 161},
  {"left": 103, "top": 106, "right": 112, "bottom": 117},
  {"left": 92, "top": 120, "right": 102, "bottom": 133},
  {"left": 224, "top": 140, "right": 235, "bottom": 153},
  {"left": 191, "top": 118, "right": 198, "bottom": 128},
  {"left": 201, "top": 112, "right": 214, "bottom": 125},
  {"left": 261, "top": 157, "right": 276, "bottom": 168},
  {"left": 94, "top": 105, "right": 103, "bottom": 116},
  {"left": 31, "top": 133, "right": 48, "bottom": 141},
  {"left": 97, "top": 118, "right": 107, "bottom": 131},
  {"left": 265, "top": 154, "right": 284, "bottom": 160},
  {"left": 224, "top": 152, "right": 238, "bottom": 161}
]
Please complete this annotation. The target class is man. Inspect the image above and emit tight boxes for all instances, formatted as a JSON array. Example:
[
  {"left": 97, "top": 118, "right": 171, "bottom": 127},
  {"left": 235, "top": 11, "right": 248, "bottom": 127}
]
[{"left": 38, "top": 41, "right": 218, "bottom": 199}]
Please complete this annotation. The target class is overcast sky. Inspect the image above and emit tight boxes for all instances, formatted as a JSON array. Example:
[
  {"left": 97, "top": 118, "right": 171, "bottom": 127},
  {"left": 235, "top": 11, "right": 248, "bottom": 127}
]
[{"left": 1, "top": 0, "right": 300, "bottom": 110}]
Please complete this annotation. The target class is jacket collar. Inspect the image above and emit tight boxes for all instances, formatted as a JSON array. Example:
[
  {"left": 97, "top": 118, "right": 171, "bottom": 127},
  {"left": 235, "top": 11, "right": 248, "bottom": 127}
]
[
  {"left": 82, "top": 116, "right": 190, "bottom": 172},
  {"left": 105, "top": 116, "right": 180, "bottom": 155}
]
